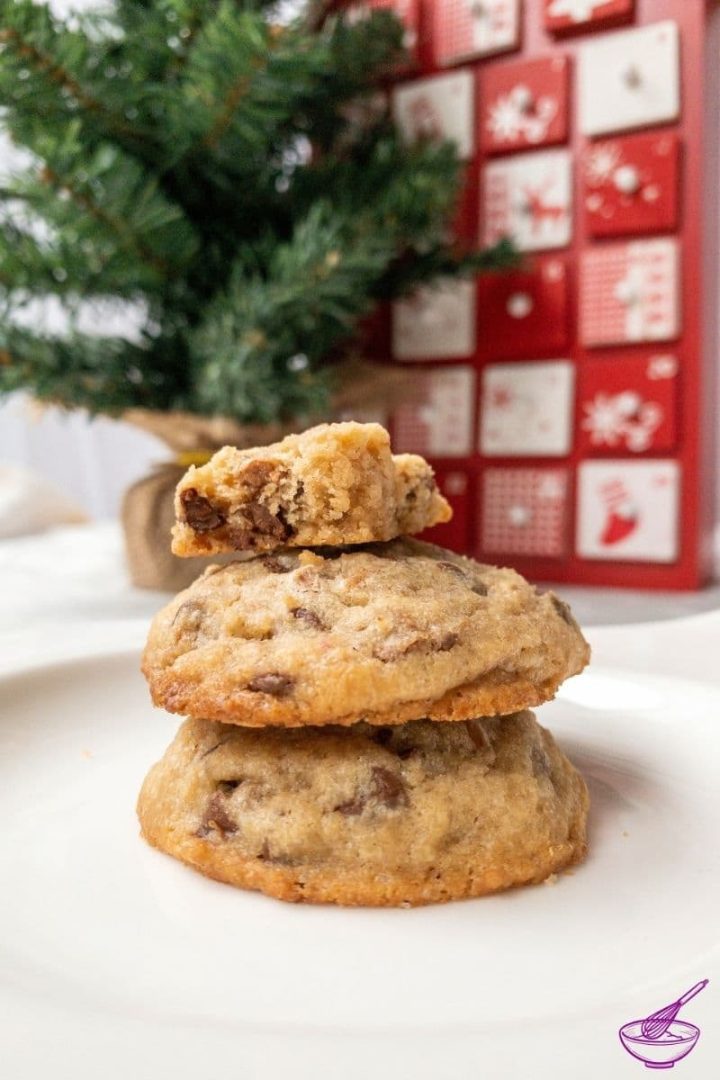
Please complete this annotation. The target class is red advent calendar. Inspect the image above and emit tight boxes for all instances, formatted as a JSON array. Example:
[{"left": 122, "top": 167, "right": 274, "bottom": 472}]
[{"left": 349, "top": 0, "right": 720, "bottom": 590}]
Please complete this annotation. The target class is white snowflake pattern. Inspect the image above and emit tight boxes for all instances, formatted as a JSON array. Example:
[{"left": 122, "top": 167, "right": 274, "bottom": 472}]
[
  {"left": 585, "top": 144, "right": 622, "bottom": 185},
  {"left": 487, "top": 86, "right": 559, "bottom": 146},
  {"left": 582, "top": 392, "right": 663, "bottom": 452},
  {"left": 548, "top": 0, "right": 607, "bottom": 22},
  {"left": 487, "top": 95, "right": 524, "bottom": 142}
]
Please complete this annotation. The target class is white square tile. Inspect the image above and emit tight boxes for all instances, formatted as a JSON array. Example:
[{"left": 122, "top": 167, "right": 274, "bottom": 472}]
[
  {"left": 480, "top": 360, "right": 575, "bottom": 457},
  {"left": 392, "top": 70, "right": 475, "bottom": 160},
  {"left": 483, "top": 149, "right": 573, "bottom": 252},
  {"left": 576, "top": 459, "right": 680, "bottom": 562},
  {"left": 392, "top": 278, "right": 476, "bottom": 360},
  {"left": 578, "top": 22, "right": 680, "bottom": 136}
]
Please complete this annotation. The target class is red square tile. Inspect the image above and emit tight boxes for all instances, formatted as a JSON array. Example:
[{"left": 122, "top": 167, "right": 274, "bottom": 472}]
[
  {"left": 480, "top": 468, "right": 569, "bottom": 558},
  {"left": 433, "top": 0, "right": 520, "bottom": 67},
  {"left": 545, "top": 0, "right": 634, "bottom": 35},
  {"left": 578, "top": 353, "right": 679, "bottom": 455},
  {"left": 583, "top": 132, "right": 681, "bottom": 237},
  {"left": 477, "top": 257, "right": 570, "bottom": 359},
  {"left": 480, "top": 55, "right": 570, "bottom": 155}
]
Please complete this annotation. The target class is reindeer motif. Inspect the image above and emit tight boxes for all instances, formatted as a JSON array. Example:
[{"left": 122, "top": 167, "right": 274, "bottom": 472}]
[{"left": 521, "top": 178, "right": 567, "bottom": 235}]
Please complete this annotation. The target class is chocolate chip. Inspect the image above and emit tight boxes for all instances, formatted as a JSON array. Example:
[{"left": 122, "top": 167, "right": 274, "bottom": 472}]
[
  {"left": 369, "top": 726, "right": 394, "bottom": 746},
  {"left": 262, "top": 555, "right": 293, "bottom": 573},
  {"left": 334, "top": 766, "right": 408, "bottom": 815},
  {"left": 258, "top": 840, "right": 297, "bottom": 866},
  {"left": 551, "top": 595, "right": 574, "bottom": 625},
  {"left": 217, "top": 779, "right": 242, "bottom": 794},
  {"left": 246, "top": 501, "right": 292, "bottom": 541},
  {"left": 247, "top": 673, "right": 295, "bottom": 696},
  {"left": 471, "top": 582, "right": 489, "bottom": 597},
  {"left": 197, "top": 792, "right": 237, "bottom": 837},
  {"left": 370, "top": 766, "right": 408, "bottom": 809},
  {"left": 180, "top": 488, "right": 225, "bottom": 532},
  {"left": 292, "top": 607, "right": 326, "bottom": 630},
  {"left": 439, "top": 632, "right": 459, "bottom": 651},
  {"left": 395, "top": 745, "right": 417, "bottom": 761},
  {"left": 240, "top": 459, "right": 276, "bottom": 493}
]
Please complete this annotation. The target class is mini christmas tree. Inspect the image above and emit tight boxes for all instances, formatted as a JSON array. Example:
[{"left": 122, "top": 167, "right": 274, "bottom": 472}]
[{"left": 0, "top": 0, "right": 514, "bottom": 426}]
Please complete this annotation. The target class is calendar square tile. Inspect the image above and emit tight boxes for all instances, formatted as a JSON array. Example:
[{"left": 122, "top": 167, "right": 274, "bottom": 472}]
[
  {"left": 392, "top": 278, "right": 476, "bottom": 360},
  {"left": 433, "top": 0, "right": 520, "bottom": 67},
  {"left": 482, "top": 149, "right": 573, "bottom": 252},
  {"left": 480, "top": 361, "right": 575, "bottom": 457},
  {"left": 392, "top": 366, "right": 475, "bottom": 457},
  {"left": 480, "top": 55, "right": 570, "bottom": 155},
  {"left": 477, "top": 257, "right": 570, "bottom": 359},
  {"left": 480, "top": 468, "right": 569, "bottom": 557},
  {"left": 393, "top": 70, "right": 474, "bottom": 160},
  {"left": 579, "top": 353, "right": 679, "bottom": 455},
  {"left": 583, "top": 132, "right": 681, "bottom": 237},
  {"left": 545, "top": 0, "right": 634, "bottom": 35},
  {"left": 577, "top": 460, "right": 680, "bottom": 562},
  {"left": 580, "top": 239, "right": 680, "bottom": 347},
  {"left": 578, "top": 22, "right": 680, "bottom": 137}
]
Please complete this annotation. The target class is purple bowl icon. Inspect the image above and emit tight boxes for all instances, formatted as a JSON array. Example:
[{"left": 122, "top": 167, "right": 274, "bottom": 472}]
[{"left": 619, "top": 1020, "right": 700, "bottom": 1068}]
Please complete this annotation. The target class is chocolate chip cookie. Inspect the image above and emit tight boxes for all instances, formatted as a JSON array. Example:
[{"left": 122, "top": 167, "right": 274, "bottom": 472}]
[
  {"left": 142, "top": 539, "right": 590, "bottom": 728},
  {"left": 172, "top": 422, "right": 451, "bottom": 557},
  {"left": 137, "top": 710, "right": 589, "bottom": 906}
]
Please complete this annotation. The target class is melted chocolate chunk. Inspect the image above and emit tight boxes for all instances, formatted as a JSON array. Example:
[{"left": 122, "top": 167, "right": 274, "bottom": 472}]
[
  {"left": 180, "top": 488, "right": 226, "bottom": 532},
  {"left": 292, "top": 607, "right": 326, "bottom": 630},
  {"left": 438, "top": 632, "right": 459, "bottom": 651},
  {"left": 217, "top": 779, "right": 242, "bottom": 794},
  {"left": 369, "top": 726, "right": 394, "bottom": 747},
  {"left": 246, "top": 501, "right": 292, "bottom": 541},
  {"left": 334, "top": 766, "right": 408, "bottom": 815},
  {"left": 247, "top": 673, "right": 295, "bottom": 696},
  {"left": 197, "top": 792, "right": 237, "bottom": 837},
  {"left": 240, "top": 459, "right": 276, "bottom": 493},
  {"left": 371, "top": 766, "right": 409, "bottom": 808}
]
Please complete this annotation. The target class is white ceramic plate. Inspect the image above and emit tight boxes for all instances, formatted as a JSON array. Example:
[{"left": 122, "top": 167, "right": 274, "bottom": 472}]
[{"left": 1, "top": 650, "right": 718, "bottom": 1080}]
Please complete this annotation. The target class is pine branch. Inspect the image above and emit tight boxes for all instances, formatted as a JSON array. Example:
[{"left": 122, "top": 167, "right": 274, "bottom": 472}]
[
  {"left": 191, "top": 201, "right": 396, "bottom": 420},
  {"left": 2, "top": 125, "right": 199, "bottom": 291},
  {"left": 0, "top": 324, "right": 181, "bottom": 414}
]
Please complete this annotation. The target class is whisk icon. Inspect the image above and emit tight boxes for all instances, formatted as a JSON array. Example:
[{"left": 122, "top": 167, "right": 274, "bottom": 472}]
[
  {"left": 619, "top": 979, "right": 709, "bottom": 1069},
  {"left": 641, "top": 981, "right": 709, "bottom": 1041}
]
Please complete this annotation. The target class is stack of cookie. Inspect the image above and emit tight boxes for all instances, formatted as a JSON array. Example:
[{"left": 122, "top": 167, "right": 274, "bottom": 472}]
[{"left": 138, "top": 423, "right": 590, "bottom": 906}]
